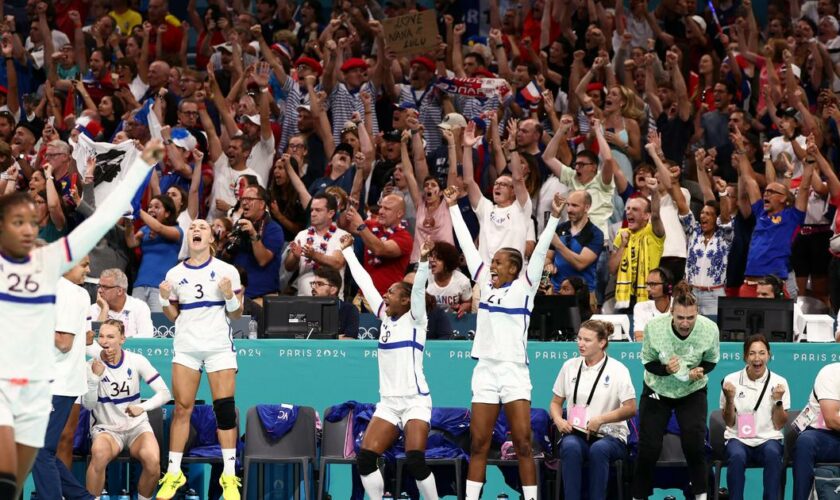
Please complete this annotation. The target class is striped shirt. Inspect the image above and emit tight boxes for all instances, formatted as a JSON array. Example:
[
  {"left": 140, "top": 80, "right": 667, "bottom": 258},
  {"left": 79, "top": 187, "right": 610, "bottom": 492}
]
[
  {"left": 328, "top": 82, "right": 379, "bottom": 145},
  {"left": 398, "top": 83, "right": 443, "bottom": 153}
]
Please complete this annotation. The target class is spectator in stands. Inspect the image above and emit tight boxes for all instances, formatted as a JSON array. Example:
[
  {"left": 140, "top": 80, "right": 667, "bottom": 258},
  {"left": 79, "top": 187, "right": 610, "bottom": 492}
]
[
  {"left": 207, "top": 135, "right": 263, "bottom": 222},
  {"left": 633, "top": 268, "right": 674, "bottom": 342},
  {"left": 557, "top": 276, "right": 594, "bottom": 322},
  {"left": 124, "top": 194, "right": 183, "bottom": 312},
  {"left": 285, "top": 192, "right": 348, "bottom": 296},
  {"left": 311, "top": 267, "right": 359, "bottom": 340},
  {"left": 426, "top": 241, "right": 472, "bottom": 316},
  {"left": 609, "top": 178, "right": 665, "bottom": 313},
  {"left": 231, "top": 185, "right": 285, "bottom": 302},
  {"left": 720, "top": 334, "right": 789, "bottom": 500},
  {"left": 548, "top": 190, "right": 603, "bottom": 297},
  {"left": 90, "top": 269, "right": 154, "bottom": 338},
  {"left": 145, "top": 0, "right": 184, "bottom": 63},
  {"left": 736, "top": 136, "right": 814, "bottom": 297},
  {"left": 344, "top": 194, "right": 413, "bottom": 298},
  {"left": 792, "top": 362, "right": 840, "bottom": 500}
]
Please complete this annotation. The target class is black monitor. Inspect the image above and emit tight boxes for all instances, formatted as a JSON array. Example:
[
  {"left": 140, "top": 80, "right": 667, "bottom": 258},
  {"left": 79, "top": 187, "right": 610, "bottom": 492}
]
[
  {"left": 528, "top": 295, "right": 581, "bottom": 341},
  {"left": 717, "top": 297, "right": 795, "bottom": 342},
  {"left": 262, "top": 297, "right": 340, "bottom": 339}
]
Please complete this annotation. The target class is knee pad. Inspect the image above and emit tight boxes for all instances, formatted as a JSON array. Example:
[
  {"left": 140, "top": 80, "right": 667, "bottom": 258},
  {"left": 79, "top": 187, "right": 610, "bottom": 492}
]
[
  {"left": 405, "top": 450, "right": 431, "bottom": 481},
  {"left": 357, "top": 449, "right": 380, "bottom": 476},
  {"left": 0, "top": 472, "right": 16, "bottom": 499},
  {"left": 213, "top": 397, "right": 237, "bottom": 430}
]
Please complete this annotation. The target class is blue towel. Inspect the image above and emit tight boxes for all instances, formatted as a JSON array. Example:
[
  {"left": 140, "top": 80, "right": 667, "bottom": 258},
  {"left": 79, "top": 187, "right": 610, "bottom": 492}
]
[{"left": 255, "top": 404, "right": 299, "bottom": 440}]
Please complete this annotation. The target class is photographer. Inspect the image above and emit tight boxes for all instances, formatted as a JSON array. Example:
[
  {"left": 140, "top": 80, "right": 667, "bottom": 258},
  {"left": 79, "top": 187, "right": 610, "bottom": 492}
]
[{"left": 227, "top": 185, "right": 285, "bottom": 303}]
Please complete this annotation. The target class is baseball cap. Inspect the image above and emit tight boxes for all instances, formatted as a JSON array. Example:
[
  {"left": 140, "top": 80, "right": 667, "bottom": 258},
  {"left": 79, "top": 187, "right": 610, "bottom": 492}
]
[
  {"left": 438, "top": 113, "right": 467, "bottom": 130},
  {"left": 213, "top": 42, "right": 234, "bottom": 54},
  {"left": 240, "top": 114, "right": 261, "bottom": 125}
]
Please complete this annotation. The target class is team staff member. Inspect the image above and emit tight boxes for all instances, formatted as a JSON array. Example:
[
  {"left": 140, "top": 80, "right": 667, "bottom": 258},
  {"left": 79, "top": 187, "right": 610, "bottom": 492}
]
[
  {"left": 633, "top": 283, "right": 720, "bottom": 500},
  {"left": 340, "top": 236, "right": 439, "bottom": 500},
  {"left": 792, "top": 362, "right": 840, "bottom": 500},
  {"left": 550, "top": 320, "right": 636, "bottom": 500},
  {"left": 720, "top": 334, "right": 789, "bottom": 500},
  {"left": 157, "top": 219, "right": 244, "bottom": 500},
  {"left": 447, "top": 187, "right": 564, "bottom": 500}
]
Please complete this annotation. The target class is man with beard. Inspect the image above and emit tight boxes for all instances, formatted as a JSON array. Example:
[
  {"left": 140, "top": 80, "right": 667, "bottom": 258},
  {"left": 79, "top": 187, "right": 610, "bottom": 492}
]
[
  {"left": 207, "top": 135, "right": 263, "bottom": 222},
  {"left": 548, "top": 190, "right": 603, "bottom": 295}
]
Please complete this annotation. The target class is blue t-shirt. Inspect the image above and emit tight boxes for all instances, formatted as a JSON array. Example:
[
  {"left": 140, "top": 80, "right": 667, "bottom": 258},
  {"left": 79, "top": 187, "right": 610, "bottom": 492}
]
[
  {"left": 744, "top": 200, "right": 805, "bottom": 278},
  {"left": 550, "top": 220, "right": 604, "bottom": 291},
  {"left": 233, "top": 218, "right": 285, "bottom": 298},
  {"left": 308, "top": 166, "right": 356, "bottom": 197},
  {"left": 338, "top": 300, "right": 360, "bottom": 338},
  {"left": 134, "top": 226, "right": 183, "bottom": 288}
]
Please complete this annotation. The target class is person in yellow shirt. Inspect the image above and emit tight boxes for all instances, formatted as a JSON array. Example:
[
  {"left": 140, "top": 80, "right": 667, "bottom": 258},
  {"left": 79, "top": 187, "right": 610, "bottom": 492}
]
[
  {"left": 109, "top": 0, "right": 142, "bottom": 35},
  {"left": 608, "top": 177, "right": 666, "bottom": 312}
]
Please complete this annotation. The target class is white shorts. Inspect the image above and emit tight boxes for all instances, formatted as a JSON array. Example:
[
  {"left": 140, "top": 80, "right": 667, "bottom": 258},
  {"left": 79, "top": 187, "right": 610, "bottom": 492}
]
[
  {"left": 373, "top": 394, "right": 432, "bottom": 428},
  {"left": 91, "top": 420, "right": 154, "bottom": 451},
  {"left": 173, "top": 350, "right": 237, "bottom": 373},
  {"left": 0, "top": 379, "right": 53, "bottom": 448},
  {"left": 471, "top": 359, "right": 532, "bottom": 404}
]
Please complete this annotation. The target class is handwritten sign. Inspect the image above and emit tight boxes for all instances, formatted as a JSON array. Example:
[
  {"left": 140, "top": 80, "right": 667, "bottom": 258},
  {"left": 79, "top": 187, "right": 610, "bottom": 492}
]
[{"left": 382, "top": 10, "right": 439, "bottom": 57}]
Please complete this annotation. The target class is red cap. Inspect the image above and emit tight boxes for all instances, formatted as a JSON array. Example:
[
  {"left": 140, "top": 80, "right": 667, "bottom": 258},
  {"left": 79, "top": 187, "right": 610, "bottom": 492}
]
[
  {"left": 473, "top": 68, "right": 495, "bottom": 78},
  {"left": 409, "top": 56, "right": 435, "bottom": 72},
  {"left": 340, "top": 58, "right": 369, "bottom": 72},
  {"left": 586, "top": 82, "right": 604, "bottom": 93},
  {"left": 295, "top": 56, "right": 323, "bottom": 76}
]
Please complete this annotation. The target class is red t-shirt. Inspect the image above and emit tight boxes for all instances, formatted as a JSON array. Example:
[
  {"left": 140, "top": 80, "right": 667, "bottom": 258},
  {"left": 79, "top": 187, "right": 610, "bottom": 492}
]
[
  {"left": 147, "top": 18, "right": 184, "bottom": 59},
  {"left": 54, "top": 0, "right": 89, "bottom": 39},
  {"left": 362, "top": 220, "right": 413, "bottom": 295}
]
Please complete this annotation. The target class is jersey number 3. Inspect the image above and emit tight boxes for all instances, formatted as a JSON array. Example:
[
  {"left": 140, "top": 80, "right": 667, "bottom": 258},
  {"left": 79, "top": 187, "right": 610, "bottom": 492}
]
[
  {"left": 110, "top": 381, "right": 130, "bottom": 397},
  {"left": 194, "top": 284, "right": 204, "bottom": 299},
  {"left": 7, "top": 273, "right": 39, "bottom": 293}
]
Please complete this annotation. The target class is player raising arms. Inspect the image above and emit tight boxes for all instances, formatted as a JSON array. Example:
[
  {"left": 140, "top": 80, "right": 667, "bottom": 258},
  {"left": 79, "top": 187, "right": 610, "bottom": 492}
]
[
  {"left": 157, "top": 218, "right": 244, "bottom": 500},
  {"left": 84, "top": 319, "right": 172, "bottom": 499},
  {"left": 445, "top": 186, "right": 564, "bottom": 500},
  {"left": 0, "top": 140, "right": 163, "bottom": 499},
  {"left": 339, "top": 235, "right": 439, "bottom": 500}
]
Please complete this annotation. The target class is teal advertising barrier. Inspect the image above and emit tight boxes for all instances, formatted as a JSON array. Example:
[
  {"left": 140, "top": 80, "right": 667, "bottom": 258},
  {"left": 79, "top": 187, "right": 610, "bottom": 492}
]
[{"left": 113, "top": 339, "right": 837, "bottom": 499}]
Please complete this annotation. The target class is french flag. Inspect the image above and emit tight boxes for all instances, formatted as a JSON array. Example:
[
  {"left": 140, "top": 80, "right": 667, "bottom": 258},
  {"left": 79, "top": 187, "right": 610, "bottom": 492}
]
[{"left": 520, "top": 81, "right": 541, "bottom": 103}]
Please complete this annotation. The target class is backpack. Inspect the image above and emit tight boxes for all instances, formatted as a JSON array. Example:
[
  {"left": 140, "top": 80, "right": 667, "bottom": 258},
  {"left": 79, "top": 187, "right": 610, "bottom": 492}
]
[{"left": 812, "top": 465, "right": 840, "bottom": 500}]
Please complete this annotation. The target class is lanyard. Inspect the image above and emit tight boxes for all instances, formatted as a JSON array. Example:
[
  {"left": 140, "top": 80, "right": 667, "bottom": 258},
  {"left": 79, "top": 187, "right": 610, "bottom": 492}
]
[
  {"left": 412, "top": 85, "right": 431, "bottom": 109},
  {"left": 573, "top": 355, "right": 608, "bottom": 406},
  {"left": 741, "top": 369, "right": 772, "bottom": 412}
]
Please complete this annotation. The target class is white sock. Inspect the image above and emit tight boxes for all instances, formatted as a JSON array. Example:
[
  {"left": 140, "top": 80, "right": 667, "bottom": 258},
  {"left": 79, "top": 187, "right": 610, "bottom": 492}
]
[
  {"left": 139, "top": 495, "right": 152, "bottom": 500},
  {"left": 466, "top": 480, "right": 483, "bottom": 500},
  {"left": 167, "top": 451, "right": 183, "bottom": 475},
  {"left": 522, "top": 485, "right": 537, "bottom": 500},
  {"left": 416, "top": 473, "right": 438, "bottom": 499},
  {"left": 695, "top": 494, "right": 707, "bottom": 500},
  {"left": 360, "top": 469, "right": 384, "bottom": 500},
  {"left": 222, "top": 448, "right": 236, "bottom": 475}
]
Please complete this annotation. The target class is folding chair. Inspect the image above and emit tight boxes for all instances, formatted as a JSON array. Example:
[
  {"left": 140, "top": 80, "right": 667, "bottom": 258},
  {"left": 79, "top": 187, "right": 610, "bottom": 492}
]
[
  {"left": 317, "top": 406, "right": 356, "bottom": 500},
  {"left": 242, "top": 405, "right": 317, "bottom": 500}
]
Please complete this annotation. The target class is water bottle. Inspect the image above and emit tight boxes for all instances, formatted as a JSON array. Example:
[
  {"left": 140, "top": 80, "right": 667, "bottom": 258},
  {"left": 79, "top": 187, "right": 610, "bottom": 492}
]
[
  {"left": 100, "top": 490, "right": 110, "bottom": 500},
  {"left": 248, "top": 317, "right": 258, "bottom": 339},
  {"left": 185, "top": 488, "right": 200, "bottom": 500},
  {"left": 117, "top": 490, "right": 130, "bottom": 500},
  {"left": 496, "top": 494, "right": 509, "bottom": 500}
]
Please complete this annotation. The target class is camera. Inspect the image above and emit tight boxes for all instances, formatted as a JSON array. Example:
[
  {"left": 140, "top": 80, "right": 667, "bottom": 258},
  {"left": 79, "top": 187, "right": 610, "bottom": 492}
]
[{"left": 223, "top": 224, "right": 250, "bottom": 256}]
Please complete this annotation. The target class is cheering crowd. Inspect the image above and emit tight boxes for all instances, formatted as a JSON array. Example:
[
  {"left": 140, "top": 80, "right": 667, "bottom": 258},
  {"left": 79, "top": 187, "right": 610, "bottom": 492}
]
[{"left": 1, "top": 0, "right": 840, "bottom": 498}]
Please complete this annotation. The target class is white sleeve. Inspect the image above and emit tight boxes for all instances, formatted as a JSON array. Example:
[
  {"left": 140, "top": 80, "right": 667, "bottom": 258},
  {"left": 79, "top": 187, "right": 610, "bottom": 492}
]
[
  {"left": 341, "top": 247, "right": 384, "bottom": 319},
  {"left": 617, "top": 364, "right": 636, "bottom": 403},
  {"left": 526, "top": 215, "right": 560, "bottom": 293},
  {"left": 149, "top": 101, "right": 162, "bottom": 140},
  {"left": 62, "top": 157, "right": 154, "bottom": 273},
  {"left": 781, "top": 376, "right": 792, "bottom": 410},
  {"left": 82, "top": 362, "right": 102, "bottom": 410},
  {"left": 458, "top": 273, "right": 473, "bottom": 301},
  {"left": 552, "top": 363, "right": 568, "bottom": 398},
  {"left": 137, "top": 356, "right": 171, "bottom": 411},
  {"left": 134, "top": 301, "right": 155, "bottom": 338},
  {"left": 448, "top": 205, "right": 484, "bottom": 280},
  {"left": 411, "top": 261, "right": 430, "bottom": 324}
]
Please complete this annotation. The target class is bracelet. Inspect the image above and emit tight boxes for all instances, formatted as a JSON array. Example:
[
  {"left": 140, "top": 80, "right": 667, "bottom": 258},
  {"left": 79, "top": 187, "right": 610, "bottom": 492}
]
[
  {"left": 46, "top": 175, "right": 54, "bottom": 180},
  {"left": 158, "top": 294, "right": 170, "bottom": 306},
  {"left": 224, "top": 294, "right": 241, "bottom": 313},
  {"left": 763, "top": 154, "right": 771, "bottom": 161},
  {"left": 260, "top": 87, "right": 269, "bottom": 93},
  {"left": 718, "top": 191, "right": 728, "bottom": 197},
  {"left": 783, "top": 172, "right": 793, "bottom": 179}
]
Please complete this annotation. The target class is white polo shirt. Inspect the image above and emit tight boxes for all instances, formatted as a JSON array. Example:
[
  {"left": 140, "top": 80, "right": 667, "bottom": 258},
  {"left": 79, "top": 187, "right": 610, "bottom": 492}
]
[
  {"left": 90, "top": 295, "right": 155, "bottom": 338},
  {"left": 633, "top": 299, "right": 671, "bottom": 336},
  {"left": 719, "top": 368, "right": 790, "bottom": 446},
  {"left": 806, "top": 362, "right": 840, "bottom": 426},
  {"left": 552, "top": 354, "right": 636, "bottom": 442}
]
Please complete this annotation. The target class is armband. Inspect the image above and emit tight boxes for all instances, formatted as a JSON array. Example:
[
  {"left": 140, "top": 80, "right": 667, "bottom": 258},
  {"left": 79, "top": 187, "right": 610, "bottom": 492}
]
[{"left": 225, "top": 294, "right": 241, "bottom": 313}]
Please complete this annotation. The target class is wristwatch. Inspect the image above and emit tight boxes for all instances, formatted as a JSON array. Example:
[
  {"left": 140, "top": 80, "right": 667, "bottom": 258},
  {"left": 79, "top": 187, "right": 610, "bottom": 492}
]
[
  {"left": 774, "top": 400, "right": 783, "bottom": 407},
  {"left": 356, "top": 223, "right": 367, "bottom": 233}
]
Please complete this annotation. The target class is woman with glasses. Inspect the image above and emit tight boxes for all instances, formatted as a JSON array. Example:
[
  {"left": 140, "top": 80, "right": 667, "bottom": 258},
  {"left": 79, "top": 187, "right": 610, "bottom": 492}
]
[{"left": 632, "top": 267, "right": 674, "bottom": 341}]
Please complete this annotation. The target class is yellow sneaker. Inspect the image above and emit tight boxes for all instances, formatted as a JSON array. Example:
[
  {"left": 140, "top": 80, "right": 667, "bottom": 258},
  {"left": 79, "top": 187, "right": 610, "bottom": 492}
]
[
  {"left": 219, "top": 473, "right": 242, "bottom": 500},
  {"left": 156, "top": 471, "right": 186, "bottom": 499}
]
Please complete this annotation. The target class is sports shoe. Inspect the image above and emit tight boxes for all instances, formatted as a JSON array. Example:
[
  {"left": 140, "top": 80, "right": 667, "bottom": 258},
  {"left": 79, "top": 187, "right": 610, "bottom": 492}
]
[
  {"left": 156, "top": 470, "right": 186, "bottom": 499},
  {"left": 219, "top": 473, "right": 242, "bottom": 500}
]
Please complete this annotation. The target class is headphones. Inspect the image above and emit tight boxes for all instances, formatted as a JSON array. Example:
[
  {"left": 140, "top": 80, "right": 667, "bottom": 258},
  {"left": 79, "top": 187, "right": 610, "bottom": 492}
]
[
  {"left": 761, "top": 275, "right": 785, "bottom": 299},
  {"left": 651, "top": 267, "right": 674, "bottom": 296}
]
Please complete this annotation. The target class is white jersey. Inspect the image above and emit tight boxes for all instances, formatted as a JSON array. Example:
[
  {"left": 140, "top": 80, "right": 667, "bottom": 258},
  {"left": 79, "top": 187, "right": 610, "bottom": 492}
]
[
  {"left": 164, "top": 257, "right": 243, "bottom": 353},
  {"left": 207, "top": 155, "right": 264, "bottom": 222},
  {"left": 83, "top": 350, "right": 166, "bottom": 432},
  {"left": 426, "top": 270, "right": 472, "bottom": 313},
  {"left": 0, "top": 154, "right": 153, "bottom": 379},
  {"left": 343, "top": 248, "right": 430, "bottom": 397},
  {"left": 89, "top": 295, "right": 155, "bottom": 339},
  {"left": 53, "top": 277, "right": 92, "bottom": 397},
  {"left": 474, "top": 197, "right": 533, "bottom": 264},
  {"left": 450, "top": 205, "right": 560, "bottom": 364}
]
